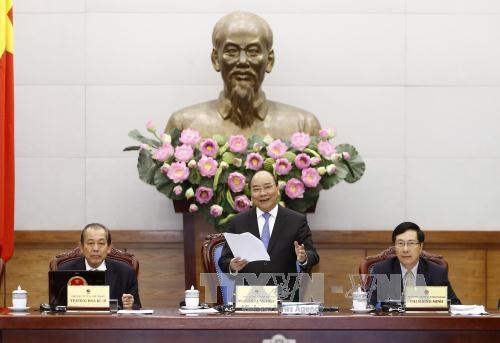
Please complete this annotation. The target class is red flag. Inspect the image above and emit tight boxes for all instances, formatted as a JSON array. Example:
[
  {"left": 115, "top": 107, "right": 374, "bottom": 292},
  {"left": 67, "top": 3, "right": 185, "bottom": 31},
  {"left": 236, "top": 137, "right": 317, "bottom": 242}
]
[{"left": 0, "top": 0, "right": 14, "bottom": 262}]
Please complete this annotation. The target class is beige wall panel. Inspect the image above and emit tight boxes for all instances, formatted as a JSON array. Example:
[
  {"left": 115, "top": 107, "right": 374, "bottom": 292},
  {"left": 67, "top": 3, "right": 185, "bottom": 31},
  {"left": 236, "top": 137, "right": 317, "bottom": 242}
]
[{"left": 487, "top": 250, "right": 500, "bottom": 309}]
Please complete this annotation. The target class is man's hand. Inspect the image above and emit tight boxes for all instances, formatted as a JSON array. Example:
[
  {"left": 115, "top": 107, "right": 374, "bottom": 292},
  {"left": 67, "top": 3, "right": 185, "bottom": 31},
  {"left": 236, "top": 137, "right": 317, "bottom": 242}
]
[
  {"left": 294, "top": 241, "right": 307, "bottom": 263},
  {"left": 122, "top": 293, "right": 134, "bottom": 310},
  {"left": 229, "top": 257, "right": 249, "bottom": 273}
]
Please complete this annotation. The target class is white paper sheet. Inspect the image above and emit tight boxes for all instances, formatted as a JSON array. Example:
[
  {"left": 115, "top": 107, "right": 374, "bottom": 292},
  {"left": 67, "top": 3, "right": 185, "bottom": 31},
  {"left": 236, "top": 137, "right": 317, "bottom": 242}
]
[
  {"left": 450, "top": 305, "right": 488, "bottom": 315},
  {"left": 117, "top": 309, "right": 154, "bottom": 314},
  {"left": 178, "top": 308, "right": 219, "bottom": 315},
  {"left": 223, "top": 232, "right": 270, "bottom": 262}
]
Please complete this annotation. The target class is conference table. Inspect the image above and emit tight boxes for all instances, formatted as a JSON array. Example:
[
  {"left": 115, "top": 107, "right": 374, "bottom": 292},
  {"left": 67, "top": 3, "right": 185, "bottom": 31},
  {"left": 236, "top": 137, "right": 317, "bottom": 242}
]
[{"left": 0, "top": 308, "right": 499, "bottom": 343}]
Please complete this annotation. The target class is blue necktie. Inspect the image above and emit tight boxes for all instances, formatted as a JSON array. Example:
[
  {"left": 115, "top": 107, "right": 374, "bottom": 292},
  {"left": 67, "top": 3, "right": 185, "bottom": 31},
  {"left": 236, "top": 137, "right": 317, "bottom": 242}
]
[{"left": 261, "top": 212, "right": 271, "bottom": 249}]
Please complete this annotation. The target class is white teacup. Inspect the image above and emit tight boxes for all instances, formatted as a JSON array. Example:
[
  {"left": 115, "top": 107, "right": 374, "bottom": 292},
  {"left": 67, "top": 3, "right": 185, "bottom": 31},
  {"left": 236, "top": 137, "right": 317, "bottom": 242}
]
[
  {"left": 352, "top": 290, "right": 368, "bottom": 310},
  {"left": 12, "top": 286, "right": 28, "bottom": 308},
  {"left": 185, "top": 286, "right": 200, "bottom": 308}
]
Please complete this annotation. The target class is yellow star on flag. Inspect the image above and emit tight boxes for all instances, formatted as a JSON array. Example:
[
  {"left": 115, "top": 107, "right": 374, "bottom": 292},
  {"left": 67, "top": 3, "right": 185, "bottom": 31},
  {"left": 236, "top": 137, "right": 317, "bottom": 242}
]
[{"left": 1, "top": 0, "right": 14, "bottom": 54}]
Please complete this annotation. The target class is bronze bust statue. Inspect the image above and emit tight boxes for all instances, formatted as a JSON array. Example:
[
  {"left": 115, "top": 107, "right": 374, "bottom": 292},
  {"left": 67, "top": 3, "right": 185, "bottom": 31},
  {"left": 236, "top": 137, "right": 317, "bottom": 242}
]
[{"left": 166, "top": 11, "right": 321, "bottom": 139}]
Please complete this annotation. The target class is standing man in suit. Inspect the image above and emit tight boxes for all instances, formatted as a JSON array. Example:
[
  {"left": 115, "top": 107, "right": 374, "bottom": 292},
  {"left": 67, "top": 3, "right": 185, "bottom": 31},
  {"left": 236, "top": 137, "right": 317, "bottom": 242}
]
[
  {"left": 59, "top": 223, "right": 141, "bottom": 309},
  {"left": 369, "top": 221, "right": 460, "bottom": 305},
  {"left": 219, "top": 170, "right": 319, "bottom": 301}
]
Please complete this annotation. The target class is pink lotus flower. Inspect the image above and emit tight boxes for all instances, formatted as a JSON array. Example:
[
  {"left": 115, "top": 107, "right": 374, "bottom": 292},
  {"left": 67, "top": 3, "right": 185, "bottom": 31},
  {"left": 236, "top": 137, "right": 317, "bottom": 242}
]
[
  {"left": 180, "top": 128, "right": 201, "bottom": 145},
  {"left": 228, "top": 135, "right": 248, "bottom": 153},
  {"left": 317, "top": 166, "right": 326, "bottom": 176},
  {"left": 326, "top": 164, "right": 337, "bottom": 175},
  {"left": 160, "top": 133, "right": 171, "bottom": 144},
  {"left": 200, "top": 138, "right": 219, "bottom": 157},
  {"left": 173, "top": 185, "right": 183, "bottom": 196},
  {"left": 227, "top": 172, "right": 246, "bottom": 193},
  {"left": 167, "top": 162, "right": 190, "bottom": 183},
  {"left": 189, "top": 204, "right": 199, "bottom": 213},
  {"left": 275, "top": 158, "right": 292, "bottom": 175},
  {"left": 310, "top": 156, "right": 321, "bottom": 166},
  {"left": 210, "top": 204, "right": 223, "bottom": 217},
  {"left": 195, "top": 186, "right": 214, "bottom": 204},
  {"left": 301, "top": 167, "right": 321, "bottom": 188},
  {"left": 319, "top": 128, "right": 335, "bottom": 140},
  {"left": 174, "top": 144, "right": 194, "bottom": 162},
  {"left": 278, "top": 180, "right": 286, "bottom": 190},
  {"left": 185, "top": 187, "right": 194, "bottom": 199},
  {"left": 253, "top": 142, "right": 262, "bottom": 152},
  {"left": 234, "top": 195, "right": 251, "bottom": 212},
  {"left": 285, "top": 178, "right": 305, "bottom": 199},
  {"left": 233, "top": 157, "right": 242, "bottom": 168},
  {"left": 317, "top": 141, "right": 336, "bottom": 159},
  {"left": 146, "top": 120, "right": 156, "bottom": 133},
  {"left": 342, "top": 152, "right": 351, "bottom": 161},
  {"left": 294, "top": 153, "right": 311, "bottom": 170},
  {"left": 290, "top": 132, "right": 310, "bottom": 151},
  {"left": 160, "top": 163, "right": 170, "bottom": 174},
  {"left": 266, "top": 139, "right": 288, "bottom": 159},
  {"left": 187, "top": 159, "right": 197, "bottom": 168},
  {"left": 319, "top": 129, "right": 329, "bottom": 140},
  {"left": 245, "top": 152, "right": 264, "bottom": 171},
  {"left": 153, "top": 143, "right": 174, "bottom": 161},
  {"left": 197, "top": 156, "right": 218, "bottom": 177}
]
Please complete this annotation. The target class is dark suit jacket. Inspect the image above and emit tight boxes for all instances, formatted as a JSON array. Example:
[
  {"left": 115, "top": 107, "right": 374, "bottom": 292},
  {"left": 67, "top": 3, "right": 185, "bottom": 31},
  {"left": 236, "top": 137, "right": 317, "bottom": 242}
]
[
  {"left": 369, "top": 256, "right": 461, "bottom": 305},
  {"left": 59, "top": 257, "right": 141, "bottom": 309},
  {"left": 219, "top": 206, "right": 319, "bottom": 300}
]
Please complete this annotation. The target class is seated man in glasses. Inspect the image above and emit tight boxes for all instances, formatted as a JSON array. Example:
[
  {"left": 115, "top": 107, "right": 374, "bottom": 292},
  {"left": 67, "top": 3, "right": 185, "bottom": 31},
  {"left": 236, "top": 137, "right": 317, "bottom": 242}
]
[{"left": 369, "top": 221, "right": 461, "bottom": 306}]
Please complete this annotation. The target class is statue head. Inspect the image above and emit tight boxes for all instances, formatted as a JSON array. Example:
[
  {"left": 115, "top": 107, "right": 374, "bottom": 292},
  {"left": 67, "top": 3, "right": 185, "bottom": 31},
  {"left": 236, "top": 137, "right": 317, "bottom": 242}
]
[{"left": 211, "top": 12, "right": 275, "bottom": 127}]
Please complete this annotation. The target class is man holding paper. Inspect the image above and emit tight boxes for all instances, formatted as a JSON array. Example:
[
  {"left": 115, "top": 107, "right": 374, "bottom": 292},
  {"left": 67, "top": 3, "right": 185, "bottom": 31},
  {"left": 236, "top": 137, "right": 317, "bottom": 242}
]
[
  {"left": 59, "top": 223, "right": 141, "bottom": 309},
  {"left": 219, "top": 170, "right": 319, "bottom": 300}
]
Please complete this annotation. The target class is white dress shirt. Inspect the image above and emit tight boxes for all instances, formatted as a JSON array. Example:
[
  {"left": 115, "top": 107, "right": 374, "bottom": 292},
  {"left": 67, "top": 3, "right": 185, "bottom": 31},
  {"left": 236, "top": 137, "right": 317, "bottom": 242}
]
[
  {"left": 85, "top": 259, "right": 107, "bottom": 271},
  {"left": 256, "top": 205, "right": 278, "bottom": 238}
]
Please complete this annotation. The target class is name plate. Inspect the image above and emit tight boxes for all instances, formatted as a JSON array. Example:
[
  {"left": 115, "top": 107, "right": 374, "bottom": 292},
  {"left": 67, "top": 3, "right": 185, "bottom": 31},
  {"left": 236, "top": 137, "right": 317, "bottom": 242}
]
[
  {"left": 405, "top": 286, "right": 448, "bottom": 309},
  {"left": 235, "top": 286, "right": 278, "bottom": 310},
  {"left": 67, "top": 285, "right": 110, "bottom": 310}
]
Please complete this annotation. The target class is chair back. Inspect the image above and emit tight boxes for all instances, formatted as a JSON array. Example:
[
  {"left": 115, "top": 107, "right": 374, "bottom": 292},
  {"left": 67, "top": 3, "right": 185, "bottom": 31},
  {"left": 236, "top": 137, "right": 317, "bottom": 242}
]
[
  {"left": 0, "top": 257, "right": 5, "bottom": 307},
  {"left": 202, "top": 233, "right": 235, "bottom": 305},
  {"left": 49, "top": 246, "right": 139, "bottom": 276},
  {"left": 359, "top": 246, "right": 447, "bottom": 289}
]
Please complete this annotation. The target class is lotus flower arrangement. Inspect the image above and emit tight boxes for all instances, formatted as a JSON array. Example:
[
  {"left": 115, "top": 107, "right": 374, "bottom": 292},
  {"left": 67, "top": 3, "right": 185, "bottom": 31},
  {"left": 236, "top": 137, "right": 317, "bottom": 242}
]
[{"left": 125, "top": 123, "right": 365, "bottom": 231}]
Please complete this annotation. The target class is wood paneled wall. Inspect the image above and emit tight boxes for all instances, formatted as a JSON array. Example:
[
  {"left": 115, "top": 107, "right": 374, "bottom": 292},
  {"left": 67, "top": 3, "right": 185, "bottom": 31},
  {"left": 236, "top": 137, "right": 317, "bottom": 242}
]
[{"left": 3, "top": 230, "right": 500, "bottom": 310}]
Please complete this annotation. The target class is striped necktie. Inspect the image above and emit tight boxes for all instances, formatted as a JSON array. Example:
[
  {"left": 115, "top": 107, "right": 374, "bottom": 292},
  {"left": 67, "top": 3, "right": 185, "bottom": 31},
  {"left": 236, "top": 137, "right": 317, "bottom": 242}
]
[{"left": 404, "top": 270, "right": 415, "bottom": 289}]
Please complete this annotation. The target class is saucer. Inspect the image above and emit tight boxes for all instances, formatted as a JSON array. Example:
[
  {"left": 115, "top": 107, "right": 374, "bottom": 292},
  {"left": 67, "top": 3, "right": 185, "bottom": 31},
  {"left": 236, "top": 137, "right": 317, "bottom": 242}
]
[
  {"left": 8, "top": 306, "right": 30, "bottom": 312},
  {"left": 181, "top": 305, "right": 202, "bottom": 310},
  {"left": 350, "top": 308, "right": 372, "bottom": 314}
]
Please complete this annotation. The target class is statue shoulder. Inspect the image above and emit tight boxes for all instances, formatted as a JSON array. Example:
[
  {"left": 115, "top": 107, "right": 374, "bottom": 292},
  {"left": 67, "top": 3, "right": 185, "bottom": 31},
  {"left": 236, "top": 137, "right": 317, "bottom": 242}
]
[
  {"left": 165, "top": 100, "right": 219, "bottom": 133},
  {"left": 267, "top": 100, "right": 321, "bottom": 135}
]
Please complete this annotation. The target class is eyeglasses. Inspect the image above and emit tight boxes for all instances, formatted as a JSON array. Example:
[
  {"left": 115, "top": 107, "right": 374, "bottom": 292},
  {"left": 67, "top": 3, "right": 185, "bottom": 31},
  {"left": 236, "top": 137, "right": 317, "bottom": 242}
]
[
  {"left": 395, "top": 240, "right": 421, "bottom": 249},
  {"left": 251, "top": 184, "right": 275, "bottom": 194}
]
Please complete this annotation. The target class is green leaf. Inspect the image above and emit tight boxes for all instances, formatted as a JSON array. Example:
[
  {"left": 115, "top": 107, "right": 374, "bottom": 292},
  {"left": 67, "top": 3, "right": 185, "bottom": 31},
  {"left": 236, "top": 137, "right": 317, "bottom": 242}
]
[
  {"left": 320, "top": 173, "right": 341, "bottom": 189},
  {"left": 337, "top": 144, "right": 366, "bottom": 183},
  {"left": 155, "top": 173, "right": 175, "bottom": 197},
  {"left": 123, "top": 146, "right": 140, "bottom": 151},
  {"left": 334, "top": 162, "right": 349, "bottom": 179},
  {"left": 128, "top": 129, "right": 160, "bottom": 148},
  {"left": 168, "top": 128, "right": 182, "bottom": 145},
  {"left": 226, "top": 189, "right": 235, "bottom": 210},
  {"left": 248, "top": 135, "right": 265, "bottom": 146},
  {"left": 188, "top": 169, "right": 202, "bottom": 185},
  {"left": 137, "top": 150, "right": 159, "bottom": 185}
]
